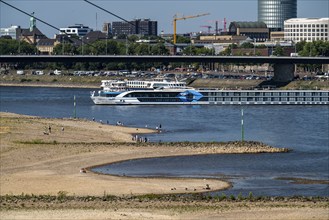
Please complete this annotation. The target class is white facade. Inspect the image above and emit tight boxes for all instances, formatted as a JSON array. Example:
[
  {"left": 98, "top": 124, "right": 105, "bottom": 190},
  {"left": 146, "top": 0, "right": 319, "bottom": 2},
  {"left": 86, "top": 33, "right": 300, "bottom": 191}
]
[
  {"left": 284, "top": 18, "right": 329, "bottom": 42},
  {"left": 0, "top": 25, "right": 20, "bottom": 39},
  {"left": 59, "top": 24, "right": 93, "bottom": 37}
]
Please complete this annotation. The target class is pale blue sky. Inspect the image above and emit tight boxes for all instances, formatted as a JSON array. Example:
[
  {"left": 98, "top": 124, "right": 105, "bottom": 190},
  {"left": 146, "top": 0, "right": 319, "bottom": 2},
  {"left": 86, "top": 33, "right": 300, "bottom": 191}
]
[{"left": 1, "top": 0, "right": 329, "bottom": 38}]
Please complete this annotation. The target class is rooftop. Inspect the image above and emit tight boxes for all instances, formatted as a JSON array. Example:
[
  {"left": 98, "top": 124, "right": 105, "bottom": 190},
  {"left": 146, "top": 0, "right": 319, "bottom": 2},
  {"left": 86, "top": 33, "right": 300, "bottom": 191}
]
[
  {"left": 285, "top": 18, "right": 329, "bottom": 23},
  {"left": 230, "top": 21, "right": 268, "bottom": 29}
]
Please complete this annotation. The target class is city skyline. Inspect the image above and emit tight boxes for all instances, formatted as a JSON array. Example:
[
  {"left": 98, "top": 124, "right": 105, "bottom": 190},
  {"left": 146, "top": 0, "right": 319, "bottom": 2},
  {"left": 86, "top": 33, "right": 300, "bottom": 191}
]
[{"left": 1, "top": 0, "right": 329, "bottom": 38}]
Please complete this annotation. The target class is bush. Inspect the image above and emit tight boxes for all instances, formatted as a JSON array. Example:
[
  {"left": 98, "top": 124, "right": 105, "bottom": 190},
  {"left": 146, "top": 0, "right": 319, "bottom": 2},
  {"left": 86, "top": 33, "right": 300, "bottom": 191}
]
[
  {"left": 248, "top": 192, "right": 254, "bottom": 200},
  {"left": 237, "top": 192, "right": 243, "bottom": 200},
  {"left": 20, "top": 78, "right": 32, "bottom": 82}
]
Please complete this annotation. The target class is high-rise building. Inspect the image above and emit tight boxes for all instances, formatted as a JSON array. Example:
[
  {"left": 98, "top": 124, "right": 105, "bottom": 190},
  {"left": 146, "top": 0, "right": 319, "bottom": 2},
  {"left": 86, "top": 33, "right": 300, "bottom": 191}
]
[
  {"left": 258, "top": 0, "right": 297, "bottom": 31},
  {"left": 112, "top": 19, "right": 158, "bottom": 36}
]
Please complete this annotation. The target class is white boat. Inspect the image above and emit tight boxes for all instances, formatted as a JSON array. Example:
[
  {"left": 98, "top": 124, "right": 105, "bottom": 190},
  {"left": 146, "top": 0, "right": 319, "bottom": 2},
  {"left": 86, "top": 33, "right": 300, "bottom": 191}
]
[
  {"left": 100, "top": 79, "right": 187, "bottom": 91},
  {"left": 91, "top": 80, "right": 329, "bottom": 105}
]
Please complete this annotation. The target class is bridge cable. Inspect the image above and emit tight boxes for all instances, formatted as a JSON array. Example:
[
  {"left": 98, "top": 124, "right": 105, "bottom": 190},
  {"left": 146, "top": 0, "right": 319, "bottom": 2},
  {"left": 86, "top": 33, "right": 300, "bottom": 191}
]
[
  {"left": 0, "top": 0, "right": 97, "bottom": 51},
  {"left": 83, "top": 0, "right": 150, "bottom": 35}
]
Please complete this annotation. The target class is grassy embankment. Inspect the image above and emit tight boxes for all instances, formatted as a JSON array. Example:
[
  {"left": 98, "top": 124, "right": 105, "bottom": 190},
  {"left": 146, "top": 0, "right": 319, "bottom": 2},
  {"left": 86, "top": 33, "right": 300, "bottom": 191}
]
[{"left": 1, "top": 74, "right": 328, "bottom": 90}]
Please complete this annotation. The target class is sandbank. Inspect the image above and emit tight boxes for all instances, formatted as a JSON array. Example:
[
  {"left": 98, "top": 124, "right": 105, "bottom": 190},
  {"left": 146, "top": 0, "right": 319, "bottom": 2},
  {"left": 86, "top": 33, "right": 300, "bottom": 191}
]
[
  {"left": 1, "top": 112, "right": 328, "bottom": 220},
  {"left": 1, "top": 112, "right": 231, "bottom": 196},
  {"left": 0, "top": 112, "right": 291, "bottom": 197}
]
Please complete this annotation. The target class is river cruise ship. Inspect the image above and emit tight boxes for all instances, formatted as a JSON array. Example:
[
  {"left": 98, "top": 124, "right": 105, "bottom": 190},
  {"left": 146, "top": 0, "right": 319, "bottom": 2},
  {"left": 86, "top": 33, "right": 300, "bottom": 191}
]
[
  {"left": 100, "top": 79, "right": 187, "bottom": 91},
  {"left": 91, "top": 81, "right": 329, "bottom": 105}
]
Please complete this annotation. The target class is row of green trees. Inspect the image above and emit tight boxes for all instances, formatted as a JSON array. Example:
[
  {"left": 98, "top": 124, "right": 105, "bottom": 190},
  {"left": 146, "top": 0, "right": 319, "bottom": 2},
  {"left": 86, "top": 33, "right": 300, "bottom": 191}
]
[
  {"left": 53, "top": 39, "right": 170, "bottom": 56},
  {"left": 0, "top": 37, "right": 328, "bottom": 71},
  {"left": 0, "top": 38, "right": 37, "bottom": 55},
  {"left": 219, "top": 40, "right": 329, "bottom": 57}
]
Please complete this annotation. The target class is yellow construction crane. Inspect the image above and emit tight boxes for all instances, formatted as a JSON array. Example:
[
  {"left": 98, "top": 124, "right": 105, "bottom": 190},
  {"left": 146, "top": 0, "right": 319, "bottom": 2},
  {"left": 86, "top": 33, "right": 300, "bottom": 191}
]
[{"left": 173, "top": 13, "right": 210, "bottom": 44}]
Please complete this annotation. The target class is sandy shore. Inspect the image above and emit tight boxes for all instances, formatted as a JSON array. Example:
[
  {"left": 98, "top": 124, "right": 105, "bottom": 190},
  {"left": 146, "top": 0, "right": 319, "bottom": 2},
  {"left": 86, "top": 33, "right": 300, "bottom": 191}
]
[
  {"left": 0, "top": 112, "right": 233, "bottom": 196},
  {"left": 1, "top": 112, "right": 327, "bottom": 219}
]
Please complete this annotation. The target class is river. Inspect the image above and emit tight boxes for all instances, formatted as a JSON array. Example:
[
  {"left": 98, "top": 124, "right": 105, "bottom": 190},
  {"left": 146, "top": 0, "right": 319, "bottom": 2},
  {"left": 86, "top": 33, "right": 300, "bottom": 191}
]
[{"left": 1, "top": 86, "right": 328, "bottom": 196}]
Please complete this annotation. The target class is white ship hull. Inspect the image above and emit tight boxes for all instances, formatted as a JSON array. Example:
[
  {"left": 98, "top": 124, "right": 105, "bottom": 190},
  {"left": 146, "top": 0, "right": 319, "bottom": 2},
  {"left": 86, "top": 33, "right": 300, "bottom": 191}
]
[{"left": 91, "top": 89, "right": 329, "bottom": 105}]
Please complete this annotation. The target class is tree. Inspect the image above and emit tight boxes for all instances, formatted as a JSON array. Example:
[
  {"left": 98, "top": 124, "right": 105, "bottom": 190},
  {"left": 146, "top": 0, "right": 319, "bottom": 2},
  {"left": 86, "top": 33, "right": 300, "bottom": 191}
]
[
  {"left": 53, "top": 43, "right": 77, "bottom": 55},
  {"left": 299, "top": 41, "right": 329, "bottom": 57},
  {"left": 182, "top": 45, "right": 198, "bottom": 55},
  {"left": 0, "top": 39, "right": 36, "bottom": 55},
  {"left": 135, "top": 43, "right": 150, "bottom": 55},
  {"left": 240, "top": 42, "right": 254, "bottom": 48},
  {"left": 128, "top": 35, "right": 139, "bottom": 43},
  {"left": 175, "top": 35, "right": 191, "bottom": 44},
  {"left": 272, "top": 45, "right": 284, "bottom": 56},
  {"left": 296, "top": 41, "right": 306, "bottom": 53},
  {"left": 220, "top": 43, "right": 237, "bottom": 56},
  {"left": 150, "top": 43, "right": 169, "bottom": 55}
]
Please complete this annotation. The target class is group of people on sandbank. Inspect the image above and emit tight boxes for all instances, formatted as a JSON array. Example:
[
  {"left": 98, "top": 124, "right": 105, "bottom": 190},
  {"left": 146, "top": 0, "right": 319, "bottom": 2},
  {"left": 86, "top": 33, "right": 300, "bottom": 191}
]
[
  {"left": 132, "top": 134, "right": 148, "bottom": 143},
  {"left": 92, "top": 116, "right": 163, "bottom": 134}
]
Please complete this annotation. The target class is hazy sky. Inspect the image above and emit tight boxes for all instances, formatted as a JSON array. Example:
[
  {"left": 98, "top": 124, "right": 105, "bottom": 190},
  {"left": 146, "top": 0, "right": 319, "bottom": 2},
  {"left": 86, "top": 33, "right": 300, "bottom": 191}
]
[{"left": 1, "top": 0, "right": 329, "bottom": 38}]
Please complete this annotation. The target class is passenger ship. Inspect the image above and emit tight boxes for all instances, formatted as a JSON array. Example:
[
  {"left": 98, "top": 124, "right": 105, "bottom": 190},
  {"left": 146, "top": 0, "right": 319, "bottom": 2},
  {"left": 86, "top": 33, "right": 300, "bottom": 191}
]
[{"left": 91, "top": 80, "right": 329, "bottom": 105}]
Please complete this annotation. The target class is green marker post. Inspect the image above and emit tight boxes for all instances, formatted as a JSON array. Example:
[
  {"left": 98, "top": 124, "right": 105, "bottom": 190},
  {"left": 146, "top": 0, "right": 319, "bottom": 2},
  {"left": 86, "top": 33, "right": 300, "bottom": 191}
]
[{"left": 241, "top": 108, "right": 244, "bottom": 142}]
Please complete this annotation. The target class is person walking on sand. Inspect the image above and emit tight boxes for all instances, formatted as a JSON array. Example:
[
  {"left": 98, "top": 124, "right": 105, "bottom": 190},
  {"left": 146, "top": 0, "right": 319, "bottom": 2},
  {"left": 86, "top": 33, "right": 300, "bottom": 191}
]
[{"left": 48, "top": 125, "right": 51, "bottom": 134}]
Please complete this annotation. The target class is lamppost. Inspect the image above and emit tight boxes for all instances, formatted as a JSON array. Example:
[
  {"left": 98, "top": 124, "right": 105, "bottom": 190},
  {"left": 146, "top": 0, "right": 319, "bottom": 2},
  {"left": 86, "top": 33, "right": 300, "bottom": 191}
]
[
  {"left": 61, "top": 35, "right": 65, "bottom": 55},
  {"left": 126, "top": 35, "right": 128, "bottom": 55},
  {"left": 18, "top": 39, "right": 20, "bottom": 54},
  {"left": 81, "top": 37, "right": 84, "bottom": 55},
  {"left": 106, "top": 36, "right": 108, "bottom": 55},
  {"left": 253, "top": 38, "right": 256, "bottom": 56}
]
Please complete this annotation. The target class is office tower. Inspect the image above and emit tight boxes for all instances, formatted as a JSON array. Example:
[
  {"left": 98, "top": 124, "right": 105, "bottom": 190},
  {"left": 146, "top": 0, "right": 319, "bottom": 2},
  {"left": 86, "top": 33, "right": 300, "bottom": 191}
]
[{"left": 258, "top": 0, "right": 297, "bottom": 31}]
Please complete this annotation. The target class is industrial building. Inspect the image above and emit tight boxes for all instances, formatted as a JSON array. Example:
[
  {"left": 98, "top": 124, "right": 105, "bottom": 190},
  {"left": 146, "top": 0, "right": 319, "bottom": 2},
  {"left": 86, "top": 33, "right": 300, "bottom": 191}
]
[
  {"left": 229, "top": 21, "right": 269, "bottom": 42},
  {"left": 284, "top": 18, "right": 329, "bottom": 42},
  {"left": 258, "top": 0, "right": 297, "bottom": 31}
]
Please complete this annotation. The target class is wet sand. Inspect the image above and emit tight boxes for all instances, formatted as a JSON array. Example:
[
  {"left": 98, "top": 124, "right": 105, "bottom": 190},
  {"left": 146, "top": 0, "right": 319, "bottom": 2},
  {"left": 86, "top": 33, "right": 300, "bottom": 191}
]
[{"left": 1, "top": 112, "right": 327, "bottom": 219}]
